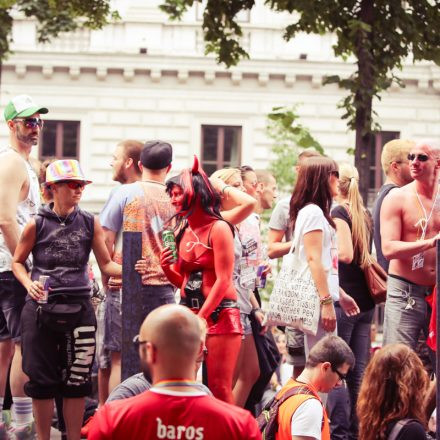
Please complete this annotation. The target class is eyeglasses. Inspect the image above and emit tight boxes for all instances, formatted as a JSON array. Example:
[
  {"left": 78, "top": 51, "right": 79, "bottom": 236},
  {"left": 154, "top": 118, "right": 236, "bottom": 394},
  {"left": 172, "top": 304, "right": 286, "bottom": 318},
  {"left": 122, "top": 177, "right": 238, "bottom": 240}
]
[
  {"left": 57, "top": 181, "right": 85, "bottom": 190},
  {"left": 408, "top": 153, "right": 429, "bottom": 162},
  {"left": 14, "top": 118, "right": 44, "bottom": 129},
  {"left": 133, "top": 334, "right": 148, "bottom": 350},
  {"left": 331, "top": 364, "right": 348, "bottom": 381},
  {"left": 329, "top": 170, "right": 340, "bottom": 179}
]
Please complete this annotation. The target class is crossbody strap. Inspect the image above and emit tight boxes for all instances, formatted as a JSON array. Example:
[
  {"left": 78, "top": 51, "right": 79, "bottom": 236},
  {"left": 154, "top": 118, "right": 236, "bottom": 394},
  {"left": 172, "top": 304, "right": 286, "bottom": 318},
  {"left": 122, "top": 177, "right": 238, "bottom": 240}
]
[
  {"left": 275, "top": 385, "right": 324, "bottom": 429},
  {"left": 387, "top": 418, "right": 416, "bottom": 440}
]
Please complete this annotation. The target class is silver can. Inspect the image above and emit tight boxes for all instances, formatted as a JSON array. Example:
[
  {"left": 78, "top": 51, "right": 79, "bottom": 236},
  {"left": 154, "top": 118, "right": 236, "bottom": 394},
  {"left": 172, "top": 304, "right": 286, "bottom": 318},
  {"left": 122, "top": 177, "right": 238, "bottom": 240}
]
[{"left": 38, "top": 275, "right": 50, "bottom": 304}]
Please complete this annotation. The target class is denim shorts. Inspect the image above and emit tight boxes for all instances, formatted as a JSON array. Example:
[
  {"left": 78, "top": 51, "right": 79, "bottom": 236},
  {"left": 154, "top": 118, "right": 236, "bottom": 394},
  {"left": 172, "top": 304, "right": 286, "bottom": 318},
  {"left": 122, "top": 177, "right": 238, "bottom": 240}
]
[
  {"left": 240, "top": 313, "right": 253, "bottom": 336},
  {"left": 0, "top": 271, "right": 27, "bottom": 342},
  {"left": 95, "top": 298, "right": 110, "bottom": 369},
  {"left": 104, "top": 284, "right": 176, "bottom": 353},
  {"left": 285, "top": 327, "right": 305, "bottom": 367},
  {"left": 104, "top": 288, "right": 122, "bottom": 352}
]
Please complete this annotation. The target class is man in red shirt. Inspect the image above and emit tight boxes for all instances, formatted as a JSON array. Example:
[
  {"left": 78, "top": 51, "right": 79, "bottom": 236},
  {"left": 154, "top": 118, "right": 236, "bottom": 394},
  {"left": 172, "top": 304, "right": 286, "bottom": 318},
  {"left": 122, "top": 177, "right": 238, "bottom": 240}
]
[{"left": 88, "top": 304, "right": 261, "bottom": 439}]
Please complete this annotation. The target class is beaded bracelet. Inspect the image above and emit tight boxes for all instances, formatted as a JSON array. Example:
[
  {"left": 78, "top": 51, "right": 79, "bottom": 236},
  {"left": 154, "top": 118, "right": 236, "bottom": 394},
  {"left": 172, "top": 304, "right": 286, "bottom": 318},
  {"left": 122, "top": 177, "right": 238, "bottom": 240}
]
[{"left": 319, "top": 295, "right": 333, "bottom": 306}]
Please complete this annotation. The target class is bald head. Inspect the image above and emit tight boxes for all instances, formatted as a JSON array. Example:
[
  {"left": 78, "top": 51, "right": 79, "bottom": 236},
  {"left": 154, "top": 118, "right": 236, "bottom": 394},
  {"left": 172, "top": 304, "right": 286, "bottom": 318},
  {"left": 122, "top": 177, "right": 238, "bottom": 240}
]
[
  {"left": 415, "top": 139, "right": 440, "bottom": 159},
  {"left": 140, "top": 305, "right": 202, "bottom": 374}
]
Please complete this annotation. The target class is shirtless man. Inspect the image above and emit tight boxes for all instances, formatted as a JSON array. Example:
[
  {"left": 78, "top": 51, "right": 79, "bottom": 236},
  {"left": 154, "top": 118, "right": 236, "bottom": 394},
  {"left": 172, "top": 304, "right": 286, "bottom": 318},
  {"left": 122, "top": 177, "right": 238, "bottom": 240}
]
[
  {"left": 381, "top": 140, "right": 440, "bottom": 349},
  {"left": 0, "top": 95, "right": 48, "bottom": 436}
]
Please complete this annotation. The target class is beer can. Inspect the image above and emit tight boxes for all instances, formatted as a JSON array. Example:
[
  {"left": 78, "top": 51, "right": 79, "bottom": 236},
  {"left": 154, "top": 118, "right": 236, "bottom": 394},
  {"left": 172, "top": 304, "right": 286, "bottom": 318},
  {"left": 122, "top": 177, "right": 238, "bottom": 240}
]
[
  {"left": 256, "top": 265, "right": 267, "bottom": 289},
  {"left": 38, "top": 275, "right": 50, "bottom": 304},
  {"left": 162, "top": 230, "right": 178, "bottom": 263}
]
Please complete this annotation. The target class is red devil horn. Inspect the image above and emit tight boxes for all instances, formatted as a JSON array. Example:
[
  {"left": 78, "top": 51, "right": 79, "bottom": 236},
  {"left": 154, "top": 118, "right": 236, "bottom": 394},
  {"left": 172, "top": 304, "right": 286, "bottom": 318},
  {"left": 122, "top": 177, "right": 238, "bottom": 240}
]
[{"left": 191, "top": 155, "right": 200, "bottom": 173}]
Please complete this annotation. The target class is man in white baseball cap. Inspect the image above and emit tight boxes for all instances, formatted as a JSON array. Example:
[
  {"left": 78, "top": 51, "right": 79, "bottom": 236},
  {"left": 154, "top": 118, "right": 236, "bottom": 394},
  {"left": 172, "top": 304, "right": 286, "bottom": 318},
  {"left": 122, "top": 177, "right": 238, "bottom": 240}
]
[{"left": 0, "top": 94, "right": 48, "bottom": 437}]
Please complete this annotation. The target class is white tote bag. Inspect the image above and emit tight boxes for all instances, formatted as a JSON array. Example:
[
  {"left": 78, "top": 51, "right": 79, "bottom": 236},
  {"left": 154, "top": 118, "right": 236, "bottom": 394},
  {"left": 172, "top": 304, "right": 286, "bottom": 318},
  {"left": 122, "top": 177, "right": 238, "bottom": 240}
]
[{"left": 264, "top": 224, "right": 320, "bottom": 336}]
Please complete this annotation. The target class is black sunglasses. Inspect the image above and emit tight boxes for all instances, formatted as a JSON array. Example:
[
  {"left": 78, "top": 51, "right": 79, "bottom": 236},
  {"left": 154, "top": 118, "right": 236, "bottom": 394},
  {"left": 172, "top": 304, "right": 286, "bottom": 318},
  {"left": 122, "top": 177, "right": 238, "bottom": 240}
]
[
  {"left": 329, "top": 170, "right": 340, "bottom": 179},
  {"left": 408, "top": 153, "right": 429, "bottom": 162},
  {"left": 133, "top": 334, "right": 148, "bottom": 350},
  {"left": 14, "top": 117, "right": 44, "bottom": 129},
  {"left": 331, "top": 364, "right": 348, "bottom": 381}
]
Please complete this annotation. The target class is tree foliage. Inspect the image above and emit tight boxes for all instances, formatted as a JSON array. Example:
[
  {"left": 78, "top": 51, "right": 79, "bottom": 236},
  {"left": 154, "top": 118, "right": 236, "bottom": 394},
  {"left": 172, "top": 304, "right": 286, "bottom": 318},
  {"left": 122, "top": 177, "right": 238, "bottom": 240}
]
[
  {"left": 267, "top": 105, "right": 323, "bottom": 193},
  {"left": 0, "top": 0, "right": 119, "bottom": 62},
  {"left": 161, "top": 0, "right": 440, "bottom": 198}
]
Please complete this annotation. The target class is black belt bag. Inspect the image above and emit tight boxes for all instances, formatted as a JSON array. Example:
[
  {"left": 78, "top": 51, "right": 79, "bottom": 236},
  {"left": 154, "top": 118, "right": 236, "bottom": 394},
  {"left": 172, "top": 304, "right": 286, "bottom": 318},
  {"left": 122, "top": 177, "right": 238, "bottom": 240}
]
[
  {"left": 182, "top": 272, "right": 238, "bottom": 323},
  {"left": 36, "top": 302, "right": 83, "bottom": 333},
  {"left": 184, "top": 271, "right": 205, "bottom": 309}
]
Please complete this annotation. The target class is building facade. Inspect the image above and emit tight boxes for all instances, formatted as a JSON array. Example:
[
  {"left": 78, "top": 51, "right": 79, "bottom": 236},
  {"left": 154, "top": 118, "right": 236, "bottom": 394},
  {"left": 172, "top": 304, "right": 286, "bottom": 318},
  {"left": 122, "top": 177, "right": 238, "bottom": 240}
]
[{"left": 1, "top": 0, "right": 439, "bottom": 211}]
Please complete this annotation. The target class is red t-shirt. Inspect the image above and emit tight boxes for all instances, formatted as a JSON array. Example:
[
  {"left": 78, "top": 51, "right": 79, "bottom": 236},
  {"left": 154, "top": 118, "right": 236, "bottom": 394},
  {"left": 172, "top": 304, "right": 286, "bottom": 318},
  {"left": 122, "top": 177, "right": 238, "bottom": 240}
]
[{"left": 87, "top": 388, "right": 261, "bottom": 440}]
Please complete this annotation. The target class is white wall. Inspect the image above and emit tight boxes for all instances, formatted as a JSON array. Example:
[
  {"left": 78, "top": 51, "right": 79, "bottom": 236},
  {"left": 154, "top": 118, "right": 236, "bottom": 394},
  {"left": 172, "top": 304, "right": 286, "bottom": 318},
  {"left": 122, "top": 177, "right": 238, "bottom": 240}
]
[{"left": 0, "top": 1, "right": 439, "bottom": 212}]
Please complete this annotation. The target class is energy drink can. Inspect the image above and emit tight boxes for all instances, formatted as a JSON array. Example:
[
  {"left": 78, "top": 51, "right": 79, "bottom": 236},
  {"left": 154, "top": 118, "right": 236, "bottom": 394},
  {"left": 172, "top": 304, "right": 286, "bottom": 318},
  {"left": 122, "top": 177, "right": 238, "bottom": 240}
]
[
  {"left": 38, "top": 275, "right": 50, "bottom": 304},
  {"left": 162, "top": 230, "right": 178, "bottom": 263},
  {"left": 256, "top": 265, "right": 267, "bottom": 289}
]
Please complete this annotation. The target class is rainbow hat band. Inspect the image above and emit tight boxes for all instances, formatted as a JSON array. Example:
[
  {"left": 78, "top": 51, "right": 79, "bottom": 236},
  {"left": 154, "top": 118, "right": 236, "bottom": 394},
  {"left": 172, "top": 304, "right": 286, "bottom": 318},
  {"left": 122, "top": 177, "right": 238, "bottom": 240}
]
[{"left": 45, "top": 160, "right": 92, "bottom": 187}]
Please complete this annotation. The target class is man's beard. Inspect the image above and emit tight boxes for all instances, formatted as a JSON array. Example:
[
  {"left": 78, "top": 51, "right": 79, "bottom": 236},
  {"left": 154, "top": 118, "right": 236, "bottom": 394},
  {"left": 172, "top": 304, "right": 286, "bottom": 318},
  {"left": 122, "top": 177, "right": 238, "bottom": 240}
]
[
  {"left": 16, "top": 127, "right": 39, "bottom": 146},
  {"left": 113, "top": 168, "right": 126, "bottom": 184},
  {"left": 140, "top": 358, "right": 152, "bottom": 384}
]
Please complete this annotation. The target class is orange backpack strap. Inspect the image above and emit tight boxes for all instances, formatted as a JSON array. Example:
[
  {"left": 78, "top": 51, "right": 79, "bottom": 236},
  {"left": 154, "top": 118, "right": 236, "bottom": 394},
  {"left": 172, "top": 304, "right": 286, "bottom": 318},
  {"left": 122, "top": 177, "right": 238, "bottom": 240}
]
[{"left": 257, "top": 385, "right": 318, "bottom": 440}]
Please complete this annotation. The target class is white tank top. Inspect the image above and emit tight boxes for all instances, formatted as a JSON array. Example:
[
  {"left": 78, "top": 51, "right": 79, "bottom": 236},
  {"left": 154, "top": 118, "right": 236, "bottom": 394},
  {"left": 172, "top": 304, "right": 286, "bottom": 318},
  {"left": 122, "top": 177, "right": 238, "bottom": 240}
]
[{"left": 0, "top": 147, "right": 40, "bottom": 272}]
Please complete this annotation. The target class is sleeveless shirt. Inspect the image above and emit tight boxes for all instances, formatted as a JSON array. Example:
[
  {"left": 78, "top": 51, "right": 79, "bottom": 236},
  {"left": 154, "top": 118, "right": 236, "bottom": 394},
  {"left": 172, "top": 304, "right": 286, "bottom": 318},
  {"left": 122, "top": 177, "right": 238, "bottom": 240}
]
[{"left": 0, "top": 147, "right": 40, "bottom": 272}]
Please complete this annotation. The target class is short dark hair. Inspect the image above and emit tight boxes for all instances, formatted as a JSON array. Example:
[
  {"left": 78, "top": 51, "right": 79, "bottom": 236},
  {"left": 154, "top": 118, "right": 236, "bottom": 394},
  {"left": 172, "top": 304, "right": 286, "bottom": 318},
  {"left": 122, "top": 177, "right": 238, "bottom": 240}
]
[
  {"left": 118, "top": 140, "right": 143, "bottom": 175},
  {"left": 306, "top": 335, "right": 355, "bottom": 370}
]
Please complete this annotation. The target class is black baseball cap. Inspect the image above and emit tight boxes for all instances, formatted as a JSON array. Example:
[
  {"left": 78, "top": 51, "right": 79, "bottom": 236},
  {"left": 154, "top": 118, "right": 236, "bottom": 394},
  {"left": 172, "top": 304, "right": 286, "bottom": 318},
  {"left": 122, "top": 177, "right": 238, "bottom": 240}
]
[{"left": 140, "top": 140, "right": 173, "bottom": 170}]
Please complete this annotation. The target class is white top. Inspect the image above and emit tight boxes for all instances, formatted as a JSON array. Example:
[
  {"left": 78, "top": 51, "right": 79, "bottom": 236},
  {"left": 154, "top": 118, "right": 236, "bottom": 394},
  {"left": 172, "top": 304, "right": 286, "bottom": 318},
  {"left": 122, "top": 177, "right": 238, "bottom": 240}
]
[
  {"left": 294, "top": 204, "right": 339, "bottom": 301},
  {"left": 0, "top": 147, "right": 40, "bottom": 272},
  {"left": 290, "top": 398, "right": 323, "bottom": 439}
]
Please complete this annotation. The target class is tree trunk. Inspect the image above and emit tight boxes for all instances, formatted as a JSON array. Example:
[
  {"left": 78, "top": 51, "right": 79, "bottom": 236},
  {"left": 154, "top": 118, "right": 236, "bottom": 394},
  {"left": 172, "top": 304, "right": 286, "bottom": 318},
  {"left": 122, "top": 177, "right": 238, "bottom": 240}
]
[
  {"left": 354, "top": 108, "right": 372, "bottom": 204},
  {"left": 354, "top": 0, "right": 374, "bottom": 204}
]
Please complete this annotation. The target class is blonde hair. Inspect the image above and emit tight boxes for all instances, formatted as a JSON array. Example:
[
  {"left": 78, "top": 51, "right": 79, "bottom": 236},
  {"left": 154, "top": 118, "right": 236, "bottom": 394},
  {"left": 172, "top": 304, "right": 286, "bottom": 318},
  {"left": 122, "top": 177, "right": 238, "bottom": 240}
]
[
  {"left": 381, "top": 139, "right": 414, "bottom": 175},
  {"left": 338, "top": 163, "right": 371, "bottom": 268},
  {"left": 210, "top": 168, "right": 240, "bottom": 185}
]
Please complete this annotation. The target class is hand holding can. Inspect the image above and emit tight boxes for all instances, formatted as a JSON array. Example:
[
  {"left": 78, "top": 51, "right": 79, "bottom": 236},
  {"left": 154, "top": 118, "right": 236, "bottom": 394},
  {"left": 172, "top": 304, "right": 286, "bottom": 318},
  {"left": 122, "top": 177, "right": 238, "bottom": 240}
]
[
  {"left": 38, "top": 275, "right": 50, "bottom": 304},
  {"left": 162, "top": 230, "right": 178, "bottom": 263}
]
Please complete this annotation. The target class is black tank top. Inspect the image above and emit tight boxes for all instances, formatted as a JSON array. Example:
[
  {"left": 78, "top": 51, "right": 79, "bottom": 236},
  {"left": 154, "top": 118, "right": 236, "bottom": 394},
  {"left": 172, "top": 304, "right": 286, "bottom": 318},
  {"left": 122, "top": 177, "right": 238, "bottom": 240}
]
[{"left": 31, "top": 204, "right": 94, "bottom": 296}]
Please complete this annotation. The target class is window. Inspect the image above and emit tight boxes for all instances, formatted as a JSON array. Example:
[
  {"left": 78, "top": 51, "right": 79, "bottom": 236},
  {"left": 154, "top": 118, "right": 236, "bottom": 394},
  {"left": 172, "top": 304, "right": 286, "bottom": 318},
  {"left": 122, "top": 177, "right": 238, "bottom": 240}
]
[
  {"left": 201, "top": 125, "right": 242, "bottom": 176},
  {"left": 367, "top": 131, "right": 400, "bottom": 207},
  {"left": 40, "top": 120, "right": 80, "bottom": 160}
]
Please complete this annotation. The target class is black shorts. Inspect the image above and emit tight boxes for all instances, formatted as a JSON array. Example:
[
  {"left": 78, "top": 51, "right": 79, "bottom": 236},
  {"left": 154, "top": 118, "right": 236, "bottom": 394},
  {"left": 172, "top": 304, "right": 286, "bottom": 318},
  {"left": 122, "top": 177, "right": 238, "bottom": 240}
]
[{"left": 21, "top": 299, "right": 97, "bottom": 399}]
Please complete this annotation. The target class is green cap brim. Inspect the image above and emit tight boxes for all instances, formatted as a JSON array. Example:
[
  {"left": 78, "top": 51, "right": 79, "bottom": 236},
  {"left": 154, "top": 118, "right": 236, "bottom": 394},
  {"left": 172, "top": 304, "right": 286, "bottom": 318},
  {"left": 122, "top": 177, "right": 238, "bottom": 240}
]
[{"left": 16, "top": 107, "right": 49, "bottom": 118}]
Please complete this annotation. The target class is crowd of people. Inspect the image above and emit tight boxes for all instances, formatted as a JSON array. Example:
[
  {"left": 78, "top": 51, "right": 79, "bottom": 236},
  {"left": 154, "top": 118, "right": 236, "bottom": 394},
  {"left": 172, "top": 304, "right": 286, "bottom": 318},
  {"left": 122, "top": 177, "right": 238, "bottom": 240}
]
[{"left": 0, "top": 94, "right": 439, "bottom": 440}]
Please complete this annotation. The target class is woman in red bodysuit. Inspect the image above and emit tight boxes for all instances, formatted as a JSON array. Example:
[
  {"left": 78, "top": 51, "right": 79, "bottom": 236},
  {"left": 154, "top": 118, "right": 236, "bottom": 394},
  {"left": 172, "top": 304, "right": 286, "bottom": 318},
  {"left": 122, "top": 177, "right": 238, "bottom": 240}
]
[{"left": 160, "top": 157, "right": 244, "bottom": 403}]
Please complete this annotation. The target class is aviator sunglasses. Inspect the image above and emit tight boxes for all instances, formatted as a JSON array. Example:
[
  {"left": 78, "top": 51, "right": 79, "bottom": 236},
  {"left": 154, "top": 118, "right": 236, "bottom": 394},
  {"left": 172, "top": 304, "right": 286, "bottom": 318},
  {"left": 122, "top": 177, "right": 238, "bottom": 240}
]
[
  {"left": 14, "top": 117, "right": 44, "bottom": 129},
  {"left": 408, "top": 153, "right": 429, "bottom": 162}
]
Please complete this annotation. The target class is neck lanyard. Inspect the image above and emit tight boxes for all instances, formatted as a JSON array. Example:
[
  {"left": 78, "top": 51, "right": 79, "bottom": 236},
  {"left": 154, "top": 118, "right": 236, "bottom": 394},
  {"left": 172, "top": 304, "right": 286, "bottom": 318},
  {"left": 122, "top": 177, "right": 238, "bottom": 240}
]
[{"left": 414, "top": 185, "right": 439, "bottom": 240}]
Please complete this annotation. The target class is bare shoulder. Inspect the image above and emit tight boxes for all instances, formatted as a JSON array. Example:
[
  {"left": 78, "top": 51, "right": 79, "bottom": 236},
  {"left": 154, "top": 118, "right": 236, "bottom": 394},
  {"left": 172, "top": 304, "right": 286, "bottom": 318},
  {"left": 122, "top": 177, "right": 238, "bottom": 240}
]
[
  {"left": 0, "top": 151, "right": 26, "bottom": 180},
  {"left": 384, "top": 183, "right": 412, "bottom": 204},
  {"left": 210, "top": 219, "right": 233, "bottom": 237}
]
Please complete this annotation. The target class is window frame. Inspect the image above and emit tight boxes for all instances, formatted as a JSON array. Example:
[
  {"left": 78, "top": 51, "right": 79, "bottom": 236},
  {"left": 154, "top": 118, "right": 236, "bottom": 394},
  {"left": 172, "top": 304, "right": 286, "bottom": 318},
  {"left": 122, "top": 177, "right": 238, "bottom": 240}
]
[
  {"left": 39, "top": 120, "right": 80, "bottom": 160},
  {"left": 200, "top": 125, "right": 242, "bottom": 173}
]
